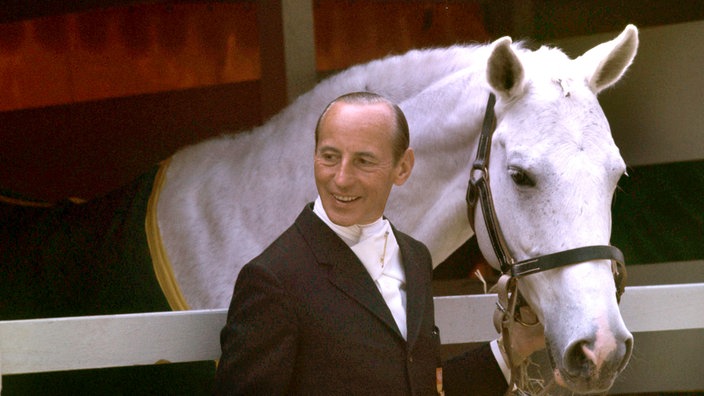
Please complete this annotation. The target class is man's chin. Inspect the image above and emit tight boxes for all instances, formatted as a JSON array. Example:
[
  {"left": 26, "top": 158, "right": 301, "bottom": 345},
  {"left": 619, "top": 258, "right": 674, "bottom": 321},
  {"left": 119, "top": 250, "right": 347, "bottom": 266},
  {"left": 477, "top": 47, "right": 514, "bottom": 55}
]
[
  {"left": 324, "top": 205, "right": 355, "bottom": 226},
  {"left": 328, "top": 214, "right": 356, "bottom": 227}
]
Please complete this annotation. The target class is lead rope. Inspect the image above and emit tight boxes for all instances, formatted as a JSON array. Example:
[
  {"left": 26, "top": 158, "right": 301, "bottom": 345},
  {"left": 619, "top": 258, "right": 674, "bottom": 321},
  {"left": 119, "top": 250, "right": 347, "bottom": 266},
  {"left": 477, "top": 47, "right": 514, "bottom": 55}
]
[
  {"left": 494, "top": 274, "right": 520, "bottom": 394},
  {"left": 494, "top": 274, "right": 554, "bottom": 395}
]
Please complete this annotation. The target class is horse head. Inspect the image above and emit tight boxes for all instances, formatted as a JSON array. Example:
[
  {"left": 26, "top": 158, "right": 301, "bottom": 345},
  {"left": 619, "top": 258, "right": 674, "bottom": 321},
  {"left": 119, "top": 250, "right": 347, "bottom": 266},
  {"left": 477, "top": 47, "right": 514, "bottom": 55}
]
[{"left": 471, "top": 26, "right": 639, "bottom": 393}]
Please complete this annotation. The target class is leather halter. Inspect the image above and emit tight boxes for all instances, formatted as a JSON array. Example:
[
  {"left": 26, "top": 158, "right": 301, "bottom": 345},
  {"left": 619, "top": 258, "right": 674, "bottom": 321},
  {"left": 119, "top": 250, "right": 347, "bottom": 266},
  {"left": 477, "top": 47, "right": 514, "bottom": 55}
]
[{"left": 465, "top": 93, "right": 628, "bottom": 392}]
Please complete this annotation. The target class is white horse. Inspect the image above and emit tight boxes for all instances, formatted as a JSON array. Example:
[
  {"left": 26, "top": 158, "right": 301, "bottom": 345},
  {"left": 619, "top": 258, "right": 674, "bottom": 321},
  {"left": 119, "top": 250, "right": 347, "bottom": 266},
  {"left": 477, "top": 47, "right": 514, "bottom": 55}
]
[{"left": 154, "top": 26, "right": 639, "bottom": 393}]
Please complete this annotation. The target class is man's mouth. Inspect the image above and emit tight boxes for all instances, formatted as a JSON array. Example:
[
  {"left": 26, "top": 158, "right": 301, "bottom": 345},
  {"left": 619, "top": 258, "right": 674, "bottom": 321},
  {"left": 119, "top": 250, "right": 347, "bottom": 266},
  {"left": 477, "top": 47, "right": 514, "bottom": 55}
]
[{"left": 333, "top": 194, "right": 359, "bottom": 203}]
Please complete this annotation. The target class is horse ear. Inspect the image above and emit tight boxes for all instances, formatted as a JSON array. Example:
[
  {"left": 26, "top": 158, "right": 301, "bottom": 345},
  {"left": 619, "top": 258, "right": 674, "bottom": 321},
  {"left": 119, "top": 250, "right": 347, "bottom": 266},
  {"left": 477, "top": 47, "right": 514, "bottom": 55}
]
[
  {"left": 487, "top": 36, "right": 525, "bottom": 100},
  {"left": 577, "top": 24, "right": 639, "bottom": 94}
]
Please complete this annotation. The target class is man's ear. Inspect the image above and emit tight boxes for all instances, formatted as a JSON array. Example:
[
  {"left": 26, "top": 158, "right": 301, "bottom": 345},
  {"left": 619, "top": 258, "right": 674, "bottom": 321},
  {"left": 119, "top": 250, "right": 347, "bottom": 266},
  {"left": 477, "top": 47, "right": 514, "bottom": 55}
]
[{"left": 394, "top": 148, "right": 415, "bottom": 186}]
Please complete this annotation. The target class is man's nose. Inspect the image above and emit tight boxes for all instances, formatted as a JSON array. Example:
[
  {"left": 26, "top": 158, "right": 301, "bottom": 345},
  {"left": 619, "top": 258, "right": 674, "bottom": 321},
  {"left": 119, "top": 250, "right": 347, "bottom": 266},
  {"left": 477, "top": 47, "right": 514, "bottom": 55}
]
[{"left": 334, "top": 159, "right": 355, "bottom": 187}]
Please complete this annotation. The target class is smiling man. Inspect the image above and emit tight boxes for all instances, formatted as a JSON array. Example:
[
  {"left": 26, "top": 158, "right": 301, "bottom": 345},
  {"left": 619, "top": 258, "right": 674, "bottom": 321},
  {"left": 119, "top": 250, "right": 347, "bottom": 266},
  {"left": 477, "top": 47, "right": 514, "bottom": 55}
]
[{"left": 215, "top": 92, "right": 511, "bottom": 395}]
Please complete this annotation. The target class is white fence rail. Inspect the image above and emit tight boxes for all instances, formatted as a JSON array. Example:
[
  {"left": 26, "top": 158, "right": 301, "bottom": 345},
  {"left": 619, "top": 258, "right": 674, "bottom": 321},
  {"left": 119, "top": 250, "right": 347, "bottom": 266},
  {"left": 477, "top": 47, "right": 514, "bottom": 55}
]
[{"left": 1, "top": 281, "right": 703, "bottom": 393}]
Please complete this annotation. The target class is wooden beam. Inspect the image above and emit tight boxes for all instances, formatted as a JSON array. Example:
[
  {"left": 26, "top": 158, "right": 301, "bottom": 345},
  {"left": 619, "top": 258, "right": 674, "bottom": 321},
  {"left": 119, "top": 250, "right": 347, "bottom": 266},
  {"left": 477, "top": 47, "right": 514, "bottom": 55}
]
[
  {"left": 281, "top": 0, "right": 316, "bottom": 102},
  {"left": 256, "top": 0, "right": 288, "bottom": 119}
]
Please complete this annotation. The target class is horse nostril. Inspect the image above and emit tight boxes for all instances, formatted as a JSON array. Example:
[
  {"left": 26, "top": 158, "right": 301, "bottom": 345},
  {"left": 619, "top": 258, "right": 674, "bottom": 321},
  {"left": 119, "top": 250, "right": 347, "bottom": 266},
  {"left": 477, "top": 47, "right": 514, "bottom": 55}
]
[
  {"left": 618, "top": 335, "right": 634, "bottom": 372},
  {"left": 564, "top": 339, "right": 597, "bottom": 377}
]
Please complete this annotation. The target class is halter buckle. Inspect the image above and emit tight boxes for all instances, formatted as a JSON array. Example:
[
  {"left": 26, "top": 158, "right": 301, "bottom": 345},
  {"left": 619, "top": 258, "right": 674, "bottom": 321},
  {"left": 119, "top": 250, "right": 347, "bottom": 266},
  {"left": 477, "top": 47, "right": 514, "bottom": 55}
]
[{"left": 470, "top": 165, "right": 488, "bottom": 184}]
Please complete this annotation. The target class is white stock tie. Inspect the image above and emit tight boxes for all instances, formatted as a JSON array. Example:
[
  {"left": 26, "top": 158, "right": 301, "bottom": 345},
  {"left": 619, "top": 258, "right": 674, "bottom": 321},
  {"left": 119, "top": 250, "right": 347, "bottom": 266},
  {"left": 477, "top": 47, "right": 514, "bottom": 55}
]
[
  {"left": 351, "top": 223, "right": 407, "bottom": 340},
  {"left": 376, "top": 271, "right": 407, "bottom": 340}
]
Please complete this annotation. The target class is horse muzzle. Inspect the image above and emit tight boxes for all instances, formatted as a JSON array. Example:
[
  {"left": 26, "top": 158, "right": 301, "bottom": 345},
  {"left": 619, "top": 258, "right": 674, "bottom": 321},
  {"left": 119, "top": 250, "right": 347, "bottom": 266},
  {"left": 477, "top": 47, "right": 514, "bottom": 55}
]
[{"left": 549, "top": 322, "right": 633, "bottom": 393}]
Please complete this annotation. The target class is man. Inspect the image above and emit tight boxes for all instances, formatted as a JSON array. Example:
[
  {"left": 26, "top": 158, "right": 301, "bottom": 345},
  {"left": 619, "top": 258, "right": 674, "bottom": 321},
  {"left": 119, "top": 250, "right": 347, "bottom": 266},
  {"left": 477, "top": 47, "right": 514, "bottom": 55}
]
[{"left": 215, "top": 92, "right": 535, "bottom": 395}]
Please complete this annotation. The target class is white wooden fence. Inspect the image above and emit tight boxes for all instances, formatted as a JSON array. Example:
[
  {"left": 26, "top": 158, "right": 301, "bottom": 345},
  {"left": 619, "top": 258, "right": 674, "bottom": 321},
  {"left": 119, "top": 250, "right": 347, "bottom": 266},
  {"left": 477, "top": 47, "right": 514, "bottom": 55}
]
[{"left": 1, "top": 262, "right": 703, "bottom": 394}]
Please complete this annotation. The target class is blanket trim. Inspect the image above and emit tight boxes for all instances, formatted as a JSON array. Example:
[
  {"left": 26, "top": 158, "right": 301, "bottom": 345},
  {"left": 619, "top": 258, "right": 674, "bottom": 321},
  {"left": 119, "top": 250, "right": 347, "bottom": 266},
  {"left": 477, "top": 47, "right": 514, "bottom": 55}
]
[{"left": 145, "top": 157, "right": 190, "bottom": 311}]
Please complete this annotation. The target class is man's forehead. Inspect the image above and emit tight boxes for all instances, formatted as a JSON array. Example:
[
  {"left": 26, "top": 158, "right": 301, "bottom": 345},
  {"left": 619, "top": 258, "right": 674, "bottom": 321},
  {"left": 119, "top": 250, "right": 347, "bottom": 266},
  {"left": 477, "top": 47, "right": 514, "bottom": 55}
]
[{"left": 325, "top": 101, "right": 393, "bottom": 124}]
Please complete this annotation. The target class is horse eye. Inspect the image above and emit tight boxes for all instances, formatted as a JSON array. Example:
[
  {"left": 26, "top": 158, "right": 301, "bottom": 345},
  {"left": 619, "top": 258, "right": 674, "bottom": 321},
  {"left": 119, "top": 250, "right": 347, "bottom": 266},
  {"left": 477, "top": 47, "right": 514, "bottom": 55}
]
[{"left": 509, "top": 167, "right": 535, "bottom": 187}]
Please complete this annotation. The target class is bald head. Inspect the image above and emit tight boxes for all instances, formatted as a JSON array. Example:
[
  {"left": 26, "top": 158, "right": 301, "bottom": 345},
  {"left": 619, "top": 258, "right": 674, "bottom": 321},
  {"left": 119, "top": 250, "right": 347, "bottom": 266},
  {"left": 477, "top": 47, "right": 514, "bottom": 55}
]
[{"left": 315, "top": 92, "right": 410, "bottom": 164}]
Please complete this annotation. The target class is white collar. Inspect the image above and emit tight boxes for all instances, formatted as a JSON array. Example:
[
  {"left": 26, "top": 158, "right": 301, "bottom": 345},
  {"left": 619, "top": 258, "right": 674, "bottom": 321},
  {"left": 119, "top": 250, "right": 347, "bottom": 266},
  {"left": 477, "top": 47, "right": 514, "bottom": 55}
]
[{"left": 313, "top": 196, "right": 386, "bottom": 246}]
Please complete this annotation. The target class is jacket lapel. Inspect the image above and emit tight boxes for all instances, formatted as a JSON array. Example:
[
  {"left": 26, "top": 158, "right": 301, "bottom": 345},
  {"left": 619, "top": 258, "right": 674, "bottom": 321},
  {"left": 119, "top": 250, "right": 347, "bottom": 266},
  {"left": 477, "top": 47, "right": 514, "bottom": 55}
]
[
  {"left": 296, "top": 205, "right": 402, "bottom": 337},
  {"left": 395, "top": 227, "right": 428, "bottom": 348},
  {"left": 327, "top": 252, "right": 403, "bottom": 336}
]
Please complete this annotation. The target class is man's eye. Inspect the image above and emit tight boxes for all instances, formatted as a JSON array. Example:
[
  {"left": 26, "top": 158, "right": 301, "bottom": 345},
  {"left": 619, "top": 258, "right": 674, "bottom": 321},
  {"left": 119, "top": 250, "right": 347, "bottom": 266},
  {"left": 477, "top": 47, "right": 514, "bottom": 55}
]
[
  {"left": 319, "top": 153, "right": 337, "bottom": 162},
  {"left": 356, "top": 157, "right": 378, "bottom": 167}
]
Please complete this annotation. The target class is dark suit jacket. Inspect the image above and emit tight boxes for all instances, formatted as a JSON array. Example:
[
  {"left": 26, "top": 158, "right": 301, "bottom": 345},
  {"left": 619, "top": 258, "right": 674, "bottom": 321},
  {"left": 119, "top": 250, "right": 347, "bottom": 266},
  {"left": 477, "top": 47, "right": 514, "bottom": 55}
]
[{"left": 215, "top": 204, "right": 506, "bottom": 395}]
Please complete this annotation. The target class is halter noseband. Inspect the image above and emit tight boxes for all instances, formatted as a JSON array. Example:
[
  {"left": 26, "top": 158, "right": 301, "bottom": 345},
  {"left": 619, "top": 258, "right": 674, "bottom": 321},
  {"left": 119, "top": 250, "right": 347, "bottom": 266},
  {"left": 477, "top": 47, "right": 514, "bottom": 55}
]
[{"left": 465, "top": 93, "right": 628, "bottom": 393}]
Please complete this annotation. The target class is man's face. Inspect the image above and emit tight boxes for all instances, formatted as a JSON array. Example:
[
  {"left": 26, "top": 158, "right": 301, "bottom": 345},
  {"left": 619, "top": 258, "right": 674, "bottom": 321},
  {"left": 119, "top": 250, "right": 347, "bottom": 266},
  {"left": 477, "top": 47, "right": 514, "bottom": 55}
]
[{"left": 314, "top": 102, "right": 413, "bottom": 226}]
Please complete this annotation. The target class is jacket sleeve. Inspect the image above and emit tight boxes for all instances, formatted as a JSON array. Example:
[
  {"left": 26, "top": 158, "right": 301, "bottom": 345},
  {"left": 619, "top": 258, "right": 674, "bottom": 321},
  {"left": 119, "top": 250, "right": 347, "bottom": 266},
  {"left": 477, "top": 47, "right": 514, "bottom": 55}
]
[
  {"left": 214, "top": 262, "right": 298, "bottom": 395},
  {"left": 442, "top": 343, "right": 508, "bottom": 395}
]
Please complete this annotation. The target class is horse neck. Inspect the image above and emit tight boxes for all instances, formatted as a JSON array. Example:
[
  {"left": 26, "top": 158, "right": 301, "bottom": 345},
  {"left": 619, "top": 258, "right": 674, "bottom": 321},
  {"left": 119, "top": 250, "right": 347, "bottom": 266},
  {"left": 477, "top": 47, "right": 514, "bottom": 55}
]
[{"left": 257, "top": 44, "right": 490, "bottom": 140}]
